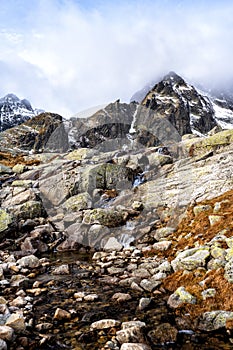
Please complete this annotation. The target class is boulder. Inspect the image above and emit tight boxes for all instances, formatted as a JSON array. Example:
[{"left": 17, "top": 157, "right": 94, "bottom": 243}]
[
  {"left": 171, "top": 247, "right": 210, "bottom": 272},
  {"left": 0, "top": 209, "right": 13, "bottom": 234},
  {"left": 62, "top": 192, "right": 92, "bottom": 212},
  {"left": 167, "top": 287, "right": 196, "bottom": 308}
]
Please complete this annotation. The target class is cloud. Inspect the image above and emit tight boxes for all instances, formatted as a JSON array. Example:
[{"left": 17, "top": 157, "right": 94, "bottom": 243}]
[{"left": 0, "top": 0, "right": 233, "bottom": 117}]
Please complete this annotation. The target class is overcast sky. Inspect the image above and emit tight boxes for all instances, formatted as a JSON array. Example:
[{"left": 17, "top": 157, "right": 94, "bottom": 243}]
[{"left": 0, "top": 0, "right": 233, "bottom": 117}]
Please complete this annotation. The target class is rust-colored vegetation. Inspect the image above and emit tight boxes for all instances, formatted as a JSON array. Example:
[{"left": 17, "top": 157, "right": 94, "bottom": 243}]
[{"left": 0, "top": 151, "right": 40, "bottom": 167}]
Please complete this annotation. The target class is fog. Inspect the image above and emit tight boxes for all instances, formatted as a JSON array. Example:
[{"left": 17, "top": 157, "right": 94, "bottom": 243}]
[{"left": 0, "top": 0, "right": 233, "bottom": 117}]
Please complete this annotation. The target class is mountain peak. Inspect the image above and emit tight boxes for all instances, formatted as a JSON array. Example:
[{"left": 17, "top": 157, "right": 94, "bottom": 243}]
[
  {"left": 162, "top": 71, "right": 186, "bottom": 85},
  {"left": 0, "top": 93, "right": 36, "bottom": 132}
]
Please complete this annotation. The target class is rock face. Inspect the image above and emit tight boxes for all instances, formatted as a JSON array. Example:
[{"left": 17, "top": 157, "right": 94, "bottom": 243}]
[
  {"left": 0, "top": 72, "right": 233, "bottom": 350},
  {"left": 0, "top": 93, "right": 38, "bottom": 132},
  {"left": 141, "top": 72, "right": 217, "bottom": 135}
]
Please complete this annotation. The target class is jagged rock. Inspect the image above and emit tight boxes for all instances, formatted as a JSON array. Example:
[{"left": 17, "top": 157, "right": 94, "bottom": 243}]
[
  {"left": 0, "top": 326, "right": 14, "bottom": 341},
  {"left": 104, "top": 237, "right": 123, "bottom": 252},
  {"left": 5, "top": 313, "right": 26, "bottom": 333},
  {"left": 0, "top": 209, "right": 13, "bottom": 234},
  {"left": 167, "top": 287, "right": 196, "bottom": 308},
  {"left": 0, "top": 339, "right": 7, "bottom": 350},
  {"left": 198, "top": 311, "right": 233, "bottom": 331},
  {"left": 53, "top": 308, "right": 71, "bottom": 320},
  {"left": 17, "top": 255, "right": 40, "bottom": 268},
  {"left": 116, "top": 326, "right": 145, "bottom": 344},
  {"left": 153, "top": 241, "right": 172, "bottom": 251},
  {"left": 154, "top": 227, "right": 175, "bottom": 241},
  {"left": 138, "top": 298, "right": 151, "bottom": 311},
  {"left": 2, "top": 188, "right": 36, "bottom": 207},
  {"left": 12, "top": 164, "right": 26, "bottom": 174},
  {"left": 112, "top": 293, "right": 132, "bottom": 302},
  {"left": 209, "top": 215, "right": 223, "bottom": 226},
  {"left": 9, "top": 200, "right": 44, "bottom": 220},
  {"left": 201, "top": 289, "right": 216, "bottom": 300},
  {"left": 52, "top": 264, "right": 70, "bottom": 275},
  {"left": 171, "top": 248, "right": 210, "bottom": 271},
  {"left": 62, "top": 192, "right": 92, "bottom": 212}
]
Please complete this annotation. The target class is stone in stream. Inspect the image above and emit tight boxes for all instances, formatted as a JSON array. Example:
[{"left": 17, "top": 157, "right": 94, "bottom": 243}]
[
  {"left": 138, "top": 298, "right": 151, "bottom": 311},
  {"left": 5, "top": 313, "right": 26, "bottom": 333},
  {"left": 147, "top": 323, "right": 178, "bottom": 344},
  {"left": 53, "top": 308, "right": 71, "bottom": 320},
  {"left": 52, "top": 264, "right": 70, "bottom": 275},
  {"left": 112, "top": 293, "right": 132, "bottom": 302},
  {"left": 17, "top": 255, "right": 40, "bottom": 268},
  {"left": 0, "top": 326, "right": 14, "bottom": 341},
  {"left": 90, "top": 319, "right": 121, "bottom": 330},
  {"left": 0, "top": 339, "right": 7, "bottom": 350},
  {"left": 120, "top": 344, "right": 152, "bottom": 350},
  {"left": 116, "top": 326, "right": 145, "bottom": 344}
]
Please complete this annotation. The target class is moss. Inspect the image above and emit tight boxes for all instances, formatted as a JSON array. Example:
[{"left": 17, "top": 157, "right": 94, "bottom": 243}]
[{"left": 0, "top": 209, "right": 12, "bottom": 233}]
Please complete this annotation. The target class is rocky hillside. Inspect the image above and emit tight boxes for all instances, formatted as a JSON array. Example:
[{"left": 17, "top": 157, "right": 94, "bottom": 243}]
[
  {"left": 0, "top": 94, "right": 43, "bottom": 132},
  {"left": 0, "top": 73, "right": 233, "bottom": 349}
]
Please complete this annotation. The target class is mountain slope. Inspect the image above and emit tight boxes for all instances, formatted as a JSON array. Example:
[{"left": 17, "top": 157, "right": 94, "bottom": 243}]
[{"left": 0, "top": 93, "right": 41, "bottom": 132}]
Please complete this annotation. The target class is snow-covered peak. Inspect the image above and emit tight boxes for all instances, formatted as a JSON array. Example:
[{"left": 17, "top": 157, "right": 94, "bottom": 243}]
[{"left": 0, "top": 93, "right": 39, "bottom": 132}]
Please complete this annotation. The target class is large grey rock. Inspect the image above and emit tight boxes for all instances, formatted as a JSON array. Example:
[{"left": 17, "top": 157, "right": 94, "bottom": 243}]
[
  {"left": 0, "top": 209, "right": 13, "bottom": 234},
  {"left": 90, "top": 319, "right": 121, "bottom": 330},
  {"left": 171, "top": 247, "right": 210, "bottom": 272}
]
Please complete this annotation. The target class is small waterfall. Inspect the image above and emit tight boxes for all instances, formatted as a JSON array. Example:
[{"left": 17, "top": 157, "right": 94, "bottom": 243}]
[
  {"left": 127, "top": 104, "right": 139, "bottom": 145},
  {"left": 129, "top": 104, "right": 139, "bottom": 134},
  {"left": 118, "top": 233, "right": 135, "bottom": 248}
]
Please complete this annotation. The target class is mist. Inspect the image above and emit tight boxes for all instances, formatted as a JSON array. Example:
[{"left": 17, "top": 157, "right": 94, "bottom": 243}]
[{"left": 0, "top": 0, "right": 233, "bottom": 117}]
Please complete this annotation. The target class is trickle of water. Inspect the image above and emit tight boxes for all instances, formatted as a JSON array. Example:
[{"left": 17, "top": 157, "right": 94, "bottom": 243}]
[
  {"left": 129, "top": 105, "right": 139, "bottom": 134},
  {"left": 118, "top": 233, "right": 135, "bottom": 248}
]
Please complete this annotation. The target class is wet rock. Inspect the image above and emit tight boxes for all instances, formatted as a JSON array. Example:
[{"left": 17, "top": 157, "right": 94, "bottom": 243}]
[
  {"left": 147, "top": 323, "right": 178, "bottom": 344},
  {"left": 0, "top": 339, "right": 7, "bottom": 350},
  {"left": 138, "top": 298, "right": 151, "bottom": 311},
  {"left": 116, "top": 326, "right": 145, "bottom": 344},
  {"left": 5, "top": 313, "right": 26, "bottom": 333},
  {"left": 122, "top": 321, "right": 146, "bottom": 330},
  {"left": 112, "top": 293, "right": 132, "bottom": 303},
  {"left": 120, "top": 345, "right": 151, "bottom": 350},
  {"left": 87, "top": 224, "right": 110, "bottom": 249},
  {"left": 53, "top": 308, "right": 71, "bottom": 320},
  {"left": 171, "top": 247, "right": 210, "bottom": 271},
  {"left": 52, "top": 264, "right": 70, "bottom": 275},
  {"left": 104, "top": 237, "right": 123, "bottom": 252},
  {"left": 167, "top": 287, "right": 196, "bottom": 308},
  {"left": 198, "top": 311, "right": 233, "bottom": 331},
  {"left": 10, "top": 275, "right": 30, "bottom": 288},
  {"left": 83, "top": 294, "right": 99, "bottom": 302},
  {"left": 0, "top": 326, "right": 14, "bottom": 341},
  {"left": 90, "top": 319, "right": 121, "bottom": 330},
  {"left": 10, "top": 296, "right": 27, "bottom": 307},
  {"left": 35, "top": 323, "right": 53, "bottom": 332},
  {"left": 17, "top": 255, "right": 40, "bottom": 268}
]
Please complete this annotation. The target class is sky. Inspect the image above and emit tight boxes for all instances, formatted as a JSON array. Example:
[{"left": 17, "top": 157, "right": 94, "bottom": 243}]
[{"left": 0, "top": 0, "right": 233, "bottom": 117}]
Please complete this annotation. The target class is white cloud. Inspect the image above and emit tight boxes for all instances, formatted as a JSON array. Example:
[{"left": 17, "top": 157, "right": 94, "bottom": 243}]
[{"left": 0, "top": 0, "right": 233, "bottom": 117}]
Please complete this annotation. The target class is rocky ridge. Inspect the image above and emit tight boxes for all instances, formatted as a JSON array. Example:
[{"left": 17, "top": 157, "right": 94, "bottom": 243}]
[
  {"left": 0, "top": 73, "right": 233, "bottom": 349},
  {"left": 0, "top": 94, "right": 43, "bottom": 133}
]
